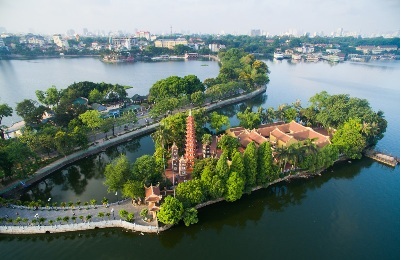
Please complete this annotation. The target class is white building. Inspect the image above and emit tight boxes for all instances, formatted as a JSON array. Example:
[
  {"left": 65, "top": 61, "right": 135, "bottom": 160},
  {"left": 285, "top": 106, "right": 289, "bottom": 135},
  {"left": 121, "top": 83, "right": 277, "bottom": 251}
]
[{"left": 208, "top": 43, "right": 226, "bottom": 53}]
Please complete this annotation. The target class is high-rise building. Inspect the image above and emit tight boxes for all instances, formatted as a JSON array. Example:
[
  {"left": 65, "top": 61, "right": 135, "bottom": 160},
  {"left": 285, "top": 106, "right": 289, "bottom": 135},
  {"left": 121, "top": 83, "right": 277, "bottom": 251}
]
[{"left": 250, "top": 29, "right": 261, "bottom": 36}]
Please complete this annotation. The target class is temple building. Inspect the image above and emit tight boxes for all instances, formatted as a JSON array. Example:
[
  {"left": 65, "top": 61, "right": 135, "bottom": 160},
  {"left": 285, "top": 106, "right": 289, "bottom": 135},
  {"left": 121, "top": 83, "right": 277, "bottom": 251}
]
[
  {"left": 144, "top": 184, "right": 162, "bottom": 219},
  {"left": 226, "top": 120, "right": 331, "bottom": 149}
]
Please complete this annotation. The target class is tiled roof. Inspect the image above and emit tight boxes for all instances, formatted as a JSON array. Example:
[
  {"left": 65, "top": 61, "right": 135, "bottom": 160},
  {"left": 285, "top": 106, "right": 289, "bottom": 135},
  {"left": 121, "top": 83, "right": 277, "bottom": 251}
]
[
  {"left": 145, "top": 184, "right": 161, "bottom": 202},
  {"left": 271, "top": 128, "right": 293, "bottom": 143},
  {"left": 248, "top": 130, "right": 268, "bottom": 145}
]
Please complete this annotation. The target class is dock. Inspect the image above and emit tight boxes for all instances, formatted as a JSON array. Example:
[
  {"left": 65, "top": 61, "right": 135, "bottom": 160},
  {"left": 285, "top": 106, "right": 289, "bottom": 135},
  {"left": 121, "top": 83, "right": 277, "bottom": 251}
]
[{"left": 364, "top": 149, "right": 399, "bottom": 167}]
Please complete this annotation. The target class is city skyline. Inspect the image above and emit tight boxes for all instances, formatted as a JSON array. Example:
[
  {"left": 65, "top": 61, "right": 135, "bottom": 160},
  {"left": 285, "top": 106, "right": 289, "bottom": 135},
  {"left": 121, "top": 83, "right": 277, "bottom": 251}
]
[{"left": 0, "top": 0, "right": 399, "bottom": 36}]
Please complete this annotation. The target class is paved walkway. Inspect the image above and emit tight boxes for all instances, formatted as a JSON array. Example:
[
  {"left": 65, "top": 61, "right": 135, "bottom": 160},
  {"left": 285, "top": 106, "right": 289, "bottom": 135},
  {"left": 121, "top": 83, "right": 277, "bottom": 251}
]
[{"left": 0, "top": 199, "right": 162, "bottom": 234}]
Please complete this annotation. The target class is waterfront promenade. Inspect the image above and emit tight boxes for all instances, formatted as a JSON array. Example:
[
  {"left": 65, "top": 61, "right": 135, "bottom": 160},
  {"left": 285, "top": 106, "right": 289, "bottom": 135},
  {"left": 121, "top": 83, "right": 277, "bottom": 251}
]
[{"left": 0, "top": 199, "right": 168, "bottom": 234}]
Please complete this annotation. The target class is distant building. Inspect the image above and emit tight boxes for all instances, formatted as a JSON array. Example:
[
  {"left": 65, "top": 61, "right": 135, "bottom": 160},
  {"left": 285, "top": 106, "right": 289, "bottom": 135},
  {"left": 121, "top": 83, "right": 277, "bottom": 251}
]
[
  {"left": 154, "top": 38, "right": 188, "bottom": 49},
  {"left": 250, "top": 29, "right": 261, "bottom": 36},
  {"left": 52, "top": 34, "right": 69, "bottom": 49},
  {"left": 135, "top": 31, "right": 151, "bottom": 41},
  {"left": 208, "top": 43, "right": 226, "bottom": 53},
  {"left": 109, "top": 36, "right": 137, "bottom": 50}
]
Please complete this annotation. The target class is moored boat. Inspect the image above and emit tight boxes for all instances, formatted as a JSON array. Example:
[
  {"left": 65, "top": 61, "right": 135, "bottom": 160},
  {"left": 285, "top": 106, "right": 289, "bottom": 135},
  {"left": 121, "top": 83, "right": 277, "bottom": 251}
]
[{"left": 274, "top": 51, "right": 284, "bottom": 60}]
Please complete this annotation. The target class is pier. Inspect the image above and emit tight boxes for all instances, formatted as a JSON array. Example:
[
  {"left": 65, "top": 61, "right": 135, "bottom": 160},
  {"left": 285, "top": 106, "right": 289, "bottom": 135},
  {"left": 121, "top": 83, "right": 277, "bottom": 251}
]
[{"left": 364, "top": 149, "right": 399, "bottom": 167}]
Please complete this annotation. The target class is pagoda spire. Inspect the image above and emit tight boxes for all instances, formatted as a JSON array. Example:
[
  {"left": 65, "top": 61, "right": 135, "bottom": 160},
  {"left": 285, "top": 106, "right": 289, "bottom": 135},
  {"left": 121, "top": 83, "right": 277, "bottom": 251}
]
[{"left": 185, "top": 110, "right": 196, "bottom": 168}]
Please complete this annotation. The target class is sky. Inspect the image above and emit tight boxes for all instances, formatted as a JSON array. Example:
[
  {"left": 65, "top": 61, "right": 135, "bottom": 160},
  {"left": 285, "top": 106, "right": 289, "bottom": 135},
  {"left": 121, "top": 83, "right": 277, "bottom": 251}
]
[{"left": 0, "top": 0, "right": 399, "bottom": 36}]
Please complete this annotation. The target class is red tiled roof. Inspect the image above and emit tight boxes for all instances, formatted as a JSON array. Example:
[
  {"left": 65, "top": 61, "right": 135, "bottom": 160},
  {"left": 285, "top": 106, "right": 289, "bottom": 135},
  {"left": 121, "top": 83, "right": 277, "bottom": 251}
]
[
  {"left": 271, "top": 128, "right": 293, "bottom": 143},
  {"left": 145, "top": 185, "right": 161, "bottom": 202},
  {"left": 248, "top": 130, "right": 268, "bottom": 145}
]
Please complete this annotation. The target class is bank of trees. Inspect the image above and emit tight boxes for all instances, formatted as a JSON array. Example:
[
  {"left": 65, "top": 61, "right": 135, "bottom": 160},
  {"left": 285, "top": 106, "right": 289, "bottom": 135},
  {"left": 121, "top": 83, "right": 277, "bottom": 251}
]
[
  {"left": 104, "top": 154, "right": 164, "bottom": 202},
  {"left": 157, "top": 139, "right": 277, "bottom": 226},
  {"left": 204, "top": 49, "right": 270, "bottom": 102}
]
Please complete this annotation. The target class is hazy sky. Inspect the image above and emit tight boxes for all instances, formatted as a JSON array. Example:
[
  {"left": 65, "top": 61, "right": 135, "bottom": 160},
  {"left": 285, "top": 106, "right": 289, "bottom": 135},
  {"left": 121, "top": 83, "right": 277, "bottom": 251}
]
[{"left": 0, "top": 0, "right": 399, "bottom": 35}]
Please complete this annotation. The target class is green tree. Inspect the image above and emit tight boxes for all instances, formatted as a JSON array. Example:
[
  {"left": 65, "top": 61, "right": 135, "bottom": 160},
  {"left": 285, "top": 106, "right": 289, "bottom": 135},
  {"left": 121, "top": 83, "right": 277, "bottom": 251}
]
[
  {"left": 157, "top": 196, "right": 184, "bottom": 225},
  {"left": 0, "top": 103, "right": 13, "bottom": 139},
  {"left": 88, "top": 88, "right": 104, "bottom": 104},
  {"left": 131, "top": 155, "right": 163, "bottom": 186},
  {"left": 332, "top": 118, "right": 366, "bottom": 159},
  {"left": 216, "top": 151, "right": 230, "bottom": 182},
  {"left": 230, "top": 151, "right": 244, "bottom": 177},
  {"left": 201, "top": 134, "right": 212, "bottom": 146},
  {"left": 140, "top": 208, "right": 148, "bottom": 219},
  {"left": 209, "top": 112, "right": 230, "bottom": 133},
  {"left": 15, "top": 99, "right": 47, "bottom": 125},
  {"left": 217, "top": 135, "right": 240, "bottom": 157},
  {"left": 182, "top": 207, "right": 198, "bottom": 226},
  {"left": 35, "top": 86, "right": 61, "bottom": 107},
  {"left": 190, "top": 91, "right": 205, "bottom": 106},
  {"left": 260, "top": 142, "right": 277, "bottom": 183},
  {"left": 126, "top": 213, "right": 135, "bottom": 222},
  {"left": 104, "top": 154, "right": 132, "bottom": 193},
  {"left": 243, "top": 142, "right": 258, "bottom": 190},
  {"left": 176, "top": 179, "right": 205, "bottom": 207},
  {"left": 225, "top": 171, "right": 245, "bottom": 202},
  {"left": 122, "top": 180, "right": 144, "bottom": 200},
  {"left": 119, "top": 209, "right": 128, "bottom": 220},
  {"left": 237, "top": 107, "right": 261, "bottom": 129},
  {"left": 79, "top": 110, "right": 103, "bottom": 132}
]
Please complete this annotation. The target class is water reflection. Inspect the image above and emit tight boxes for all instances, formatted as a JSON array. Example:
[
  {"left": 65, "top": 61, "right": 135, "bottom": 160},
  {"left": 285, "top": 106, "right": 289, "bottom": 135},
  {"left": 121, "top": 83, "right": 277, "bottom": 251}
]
[{"left": 19, "top": 137, "right": 148, "bottom": 203}]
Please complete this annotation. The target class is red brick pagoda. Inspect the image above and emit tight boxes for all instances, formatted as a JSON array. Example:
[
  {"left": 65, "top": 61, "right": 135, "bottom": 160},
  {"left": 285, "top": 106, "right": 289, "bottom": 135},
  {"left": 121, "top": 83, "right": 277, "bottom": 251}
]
[{"left": 184, "top": 109, "right": 196, "bottom": 169}]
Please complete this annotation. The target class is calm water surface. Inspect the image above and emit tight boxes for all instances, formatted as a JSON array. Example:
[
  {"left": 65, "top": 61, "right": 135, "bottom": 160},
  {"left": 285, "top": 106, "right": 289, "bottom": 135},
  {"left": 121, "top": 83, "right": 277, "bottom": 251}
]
[{"left": 0, "top": 58, "right": 399, "bottom": 260}]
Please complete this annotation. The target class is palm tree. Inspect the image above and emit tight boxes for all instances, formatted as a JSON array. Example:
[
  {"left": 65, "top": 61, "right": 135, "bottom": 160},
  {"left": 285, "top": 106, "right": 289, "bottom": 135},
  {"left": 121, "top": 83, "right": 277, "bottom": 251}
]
[
  {"left": 71, "top": 216, "right": 77, "bottom": 224},
  {"left": 85, "top": 215, "right": 92, "bottom": 223},
  {"left": 48, "top": 219, "right": 54, "bottom": 226},
  {"left": 68, "top": 201, "right": 74, "bottom": 209},
  {"left": 303, "top": 138, "right": 318, "bottom": 156},
  {"left": 265, "top": 107, "right": 276, "bottom": 124},
  {"left": 84, "top": 201, "right": 89, "bottom": 209},
  {"left": 106, "top": 212, "right": 111, "bottom": 220},
  {"left": 274, "top": 146, "right": 289, "bottom": 173},
  {"left": 56, "top": 216, "right": 62, "bottom": 225},
  {"left": 31, "top": 219, "right": 38, "bottom": 226},
  {"left": 276, "top": 104, "right": 287, "bottom": 122},
  {"left": 60, "top": 202, "right": 66, "bottom": 210},
  {"left": 79, "top": 215, "right": 84, "bottom": 223},
  {"left": 76, "top": 200, "right": 81, "bottom": 209},
  {"left": 98, "top": 212, "right": 105, "bottom": 220}
]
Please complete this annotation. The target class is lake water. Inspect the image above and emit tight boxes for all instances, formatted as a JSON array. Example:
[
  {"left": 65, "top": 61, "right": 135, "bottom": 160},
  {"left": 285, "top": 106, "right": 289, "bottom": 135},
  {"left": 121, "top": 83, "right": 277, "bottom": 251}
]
[{"left": 0, "top": 58, "right": 399, "bottom": 259}]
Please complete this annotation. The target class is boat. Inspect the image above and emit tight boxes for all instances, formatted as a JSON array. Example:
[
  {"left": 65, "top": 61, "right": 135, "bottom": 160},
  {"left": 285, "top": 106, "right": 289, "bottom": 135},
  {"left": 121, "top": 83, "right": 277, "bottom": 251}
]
[
  {"left": 305, "top": 55, "right": 319, "bottom": 62},
  {"left": 102, "top": 53, "right": 134, "bottom": 63},
  {"left": 274, "top": 51, "right": 284, "bottom": 60},
  {"left": 291, "top": 53, "right": 302, "bottom": 60}
]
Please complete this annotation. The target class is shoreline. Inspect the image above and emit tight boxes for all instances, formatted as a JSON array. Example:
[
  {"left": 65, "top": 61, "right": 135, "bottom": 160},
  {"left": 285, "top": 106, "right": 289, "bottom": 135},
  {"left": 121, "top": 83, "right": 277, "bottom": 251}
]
[{"left": 0, "top": 167, "right": 325, "bottom": 235}]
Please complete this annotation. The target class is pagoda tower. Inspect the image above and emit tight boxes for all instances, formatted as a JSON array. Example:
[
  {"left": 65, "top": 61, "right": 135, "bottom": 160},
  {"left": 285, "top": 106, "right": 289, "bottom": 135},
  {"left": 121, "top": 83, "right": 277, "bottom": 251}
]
[
  {"left": 185, "top": 109, "right": 196, "bottom": 169},
  {"left": 171, "top": 142, "right": 179, "bottom": 173}
]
